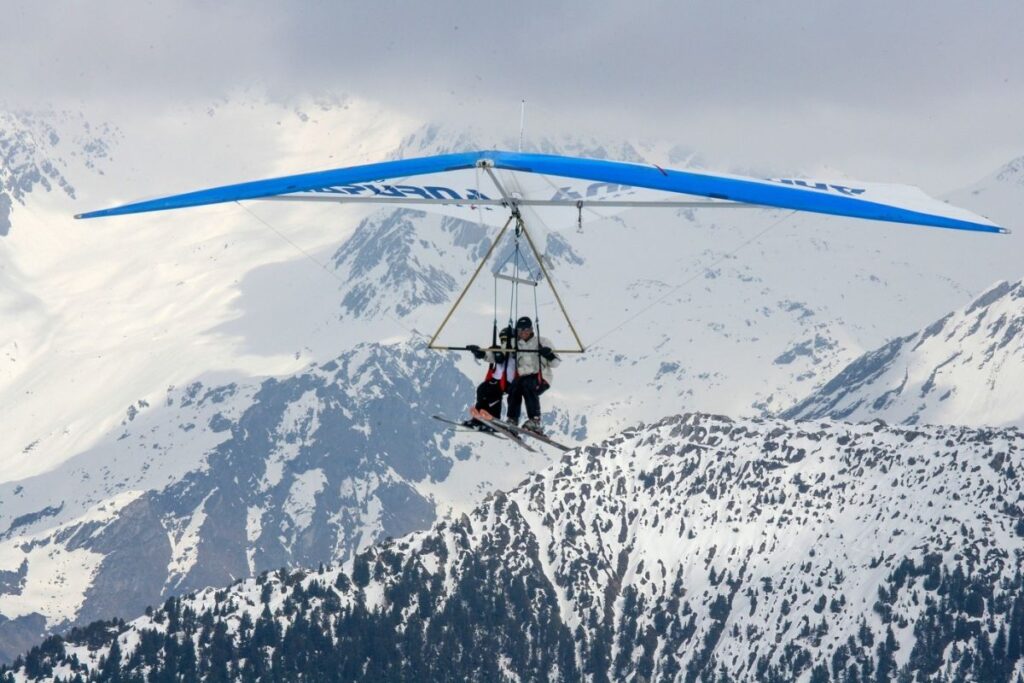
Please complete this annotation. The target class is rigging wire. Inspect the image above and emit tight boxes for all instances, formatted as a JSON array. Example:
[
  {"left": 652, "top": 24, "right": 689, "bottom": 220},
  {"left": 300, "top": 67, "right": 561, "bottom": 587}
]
[
  {"left": 532, "top": 249, "right": 542, "bottom": 344},
  {"left": 492, "top": 259, "right": 499, "bottom": 344},
  {"left": 511, "top": 233, "right": 520, "bottom": 326},
  {"left": 518, "top": 100, "right": 526, "bottom": 153},
  {"left": 477, "top": 165, "right": 502, "bottom": 347},
  {"left": 586, "top": 209, "right": 798, "bottom": 350},
  {"left": 233, "top": 200, "right": 419, "bottom": 338},
  {"left": 515, "top": 207, "right": 586, "bottom": 353}
]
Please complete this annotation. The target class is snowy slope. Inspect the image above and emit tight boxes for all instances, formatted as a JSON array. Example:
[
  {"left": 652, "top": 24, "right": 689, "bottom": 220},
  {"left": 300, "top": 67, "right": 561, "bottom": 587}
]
[
  {"left": 6, "top": 413, "right": 1023, "bottom": 681},
  {"left": 782, "top": 278, "right": 1024, "bottom": 427},
  {"left": 0, "top": 96, "right": 419, "bottom": 486},
  {"left": 0, "top": 340, "right": 556, "bottom": 661},
  {"left": 2, "top": 98, "right": 1024, "bottom": 660}
]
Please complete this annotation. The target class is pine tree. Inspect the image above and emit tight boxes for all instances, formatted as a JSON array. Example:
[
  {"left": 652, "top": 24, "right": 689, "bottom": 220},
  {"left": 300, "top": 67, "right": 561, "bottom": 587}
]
[
  {"left": 100, "top": 637, "right": 123, "bottom": 683},
  {"left": 808, "top": 662, "right": 829, "bottom": 683},
  {"left": 874, "top": 625, "right": 898, "bottom": 682}
]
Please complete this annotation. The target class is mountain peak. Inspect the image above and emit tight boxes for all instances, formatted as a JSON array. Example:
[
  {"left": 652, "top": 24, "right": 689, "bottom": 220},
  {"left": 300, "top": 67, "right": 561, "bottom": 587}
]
[
  {"left": 783, "top": 276, "right": 1024, "bottom": 427},
  {"left": 994, "top": 155, "right": 1024, "bottom": 184}
]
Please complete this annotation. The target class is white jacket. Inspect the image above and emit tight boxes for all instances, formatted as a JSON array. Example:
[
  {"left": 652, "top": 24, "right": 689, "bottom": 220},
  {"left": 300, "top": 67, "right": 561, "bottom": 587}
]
[{"left": 513, "top": 333, "right": 560, "bottom": 381}]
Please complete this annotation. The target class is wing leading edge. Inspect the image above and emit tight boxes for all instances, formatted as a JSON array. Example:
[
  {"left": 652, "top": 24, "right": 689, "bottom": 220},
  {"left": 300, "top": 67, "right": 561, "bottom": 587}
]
[{"left": 75, "top": 150, "right": 1005, "bottom": 234}]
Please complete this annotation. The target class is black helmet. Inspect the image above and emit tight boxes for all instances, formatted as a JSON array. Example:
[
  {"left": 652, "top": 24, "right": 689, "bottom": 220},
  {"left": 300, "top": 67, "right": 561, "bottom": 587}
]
[
  {"left": 499, "top": 325, "right": 514, "bottom": 340},
  {"left": 515, "top": 316, "right": 533, "bottom": 331}
]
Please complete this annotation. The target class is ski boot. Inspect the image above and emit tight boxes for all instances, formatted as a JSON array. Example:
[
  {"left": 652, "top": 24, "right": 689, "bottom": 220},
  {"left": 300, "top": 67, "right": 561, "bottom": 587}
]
[
  {"left": 466, "top": 407, "right": 497, "bottom": 433},
  {"left": 521, "top": 417, "right": 545, "bottom": 436}
]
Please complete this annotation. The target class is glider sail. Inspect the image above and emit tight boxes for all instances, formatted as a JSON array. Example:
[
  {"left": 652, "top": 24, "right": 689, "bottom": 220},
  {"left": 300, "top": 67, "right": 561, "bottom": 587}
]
[{"left": 75, "top": 150, "right": 1006, "bottom": 234}]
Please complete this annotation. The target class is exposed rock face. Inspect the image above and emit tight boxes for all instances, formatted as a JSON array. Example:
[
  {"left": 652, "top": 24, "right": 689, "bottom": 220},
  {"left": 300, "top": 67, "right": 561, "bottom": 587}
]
[
  {"left": 0, "top": 613, "right": 46, "bottom": 665},
  {"left": 0, "top": 110, "right": 113, "bottom": 235}
]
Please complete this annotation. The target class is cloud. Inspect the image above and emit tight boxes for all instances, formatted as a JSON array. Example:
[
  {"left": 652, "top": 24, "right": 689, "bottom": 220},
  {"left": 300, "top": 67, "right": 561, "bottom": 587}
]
[{"left": 3, "top": 1, "right": 1022, "bottom": 188}]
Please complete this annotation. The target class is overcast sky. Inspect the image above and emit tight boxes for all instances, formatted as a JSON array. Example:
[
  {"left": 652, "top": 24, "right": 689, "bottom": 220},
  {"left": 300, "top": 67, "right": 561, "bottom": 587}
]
[{"left": 3, "top": 1, "right": 1022, "bottom": 190}]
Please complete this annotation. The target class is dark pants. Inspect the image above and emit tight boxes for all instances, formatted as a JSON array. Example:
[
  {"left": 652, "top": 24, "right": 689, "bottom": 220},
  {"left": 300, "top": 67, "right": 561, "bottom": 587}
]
[
  {"left": 506, "top": 374, "right": 548, "bottom": 422},
  {"left": 475, "top": 379, "right": 503, "bottom": 419}
]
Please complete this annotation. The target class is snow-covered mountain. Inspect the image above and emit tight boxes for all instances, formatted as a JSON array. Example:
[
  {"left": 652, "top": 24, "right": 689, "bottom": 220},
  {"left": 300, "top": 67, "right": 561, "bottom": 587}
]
[
  {"left": 0, "top": 109, "right": 115, "bottom": 236},
  {"left": 3, "top": 96, "right": 1024, "bottom": 662},
  {"left": 782, "top": 278, "right": 1024, "bottom": 427},
  {"left": 5, "top": 413, "right": 1023, "bottom": 681},
  {"left": 0, "top": 340, "right": 563, "bottom": 662}
]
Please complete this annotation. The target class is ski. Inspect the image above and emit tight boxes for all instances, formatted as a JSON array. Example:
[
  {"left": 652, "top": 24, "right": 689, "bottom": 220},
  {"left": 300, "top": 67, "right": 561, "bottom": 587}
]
[
  {"left": 432, "top": 415, "right": 536, "bottom": 452},
  {"left": 432, "top": 414, "right": 500, "bottom": 435},
  {"left": 486, "top": 417, "right": 572, "bottom": 452},
  {"left": 480, "top": 417, "right": 539, "bottom": 452}
]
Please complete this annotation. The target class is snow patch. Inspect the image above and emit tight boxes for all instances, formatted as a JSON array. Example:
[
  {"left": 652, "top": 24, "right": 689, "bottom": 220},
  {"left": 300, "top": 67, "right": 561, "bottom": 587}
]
[
  {"left": 165, "top": 491, "right": 215, "bottom": 588},
  {"left": 284, "top": 469, "right": 327, "bottom": 531}
]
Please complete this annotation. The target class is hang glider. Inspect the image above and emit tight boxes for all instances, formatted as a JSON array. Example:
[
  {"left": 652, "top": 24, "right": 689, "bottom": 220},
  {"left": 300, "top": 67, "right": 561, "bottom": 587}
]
[{"left": 75, "top": 150, "right": 1006, "bottom": 234}]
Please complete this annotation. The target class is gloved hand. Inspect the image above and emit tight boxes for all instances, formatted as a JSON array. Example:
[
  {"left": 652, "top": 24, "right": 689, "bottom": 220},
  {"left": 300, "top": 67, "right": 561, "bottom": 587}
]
[
  {"left": 540, "top": 346, "right": 557, "bottom": 361},
  {"left": 493, "top": 351, "right": 506, "bottom": 364},
  {"left": 466, "top": 344, "right": 486, "bottom": 360}
]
